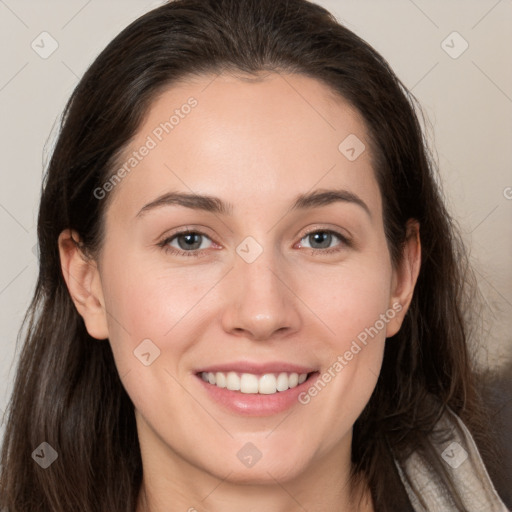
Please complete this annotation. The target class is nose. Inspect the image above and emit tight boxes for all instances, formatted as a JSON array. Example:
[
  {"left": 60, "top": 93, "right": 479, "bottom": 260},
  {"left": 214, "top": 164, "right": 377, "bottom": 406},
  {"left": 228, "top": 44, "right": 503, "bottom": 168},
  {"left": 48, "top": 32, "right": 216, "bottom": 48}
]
[{"left": 220, "top": 245, "right": 302, "bottom": 341}]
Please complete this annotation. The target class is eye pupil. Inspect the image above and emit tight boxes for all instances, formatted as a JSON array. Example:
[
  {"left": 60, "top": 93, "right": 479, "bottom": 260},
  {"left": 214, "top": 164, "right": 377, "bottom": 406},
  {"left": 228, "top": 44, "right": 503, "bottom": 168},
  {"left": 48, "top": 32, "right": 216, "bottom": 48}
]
[
  {"left": 178, "top": 233, "right": 202, "bottom": 250},
  {"left": 310, "top": 232, "right": 331, "bottom": 249}
]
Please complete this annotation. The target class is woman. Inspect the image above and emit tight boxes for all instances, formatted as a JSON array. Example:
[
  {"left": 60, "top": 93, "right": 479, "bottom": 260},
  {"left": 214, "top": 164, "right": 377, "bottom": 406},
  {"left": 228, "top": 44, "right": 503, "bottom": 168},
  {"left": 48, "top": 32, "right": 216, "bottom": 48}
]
[{"left": 0, "top": 0, "right": 508, "bottom": 510}]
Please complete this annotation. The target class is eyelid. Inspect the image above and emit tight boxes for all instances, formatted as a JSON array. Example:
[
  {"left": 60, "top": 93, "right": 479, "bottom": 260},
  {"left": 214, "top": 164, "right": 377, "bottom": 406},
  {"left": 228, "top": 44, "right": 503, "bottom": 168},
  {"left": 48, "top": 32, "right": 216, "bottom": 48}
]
[
  {"left": 297, "top": 223, "right": 352, "bottom": 242},
  {"left": 157, "top": 225, "right": 215, "bottom": 243}
]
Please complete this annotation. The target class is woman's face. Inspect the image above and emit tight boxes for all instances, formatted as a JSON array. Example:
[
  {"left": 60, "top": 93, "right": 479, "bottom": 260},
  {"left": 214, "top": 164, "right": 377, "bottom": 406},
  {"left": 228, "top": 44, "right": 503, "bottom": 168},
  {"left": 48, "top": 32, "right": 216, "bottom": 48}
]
[{"left": 76, "top": 72, "right": 416, "bottom": 485}]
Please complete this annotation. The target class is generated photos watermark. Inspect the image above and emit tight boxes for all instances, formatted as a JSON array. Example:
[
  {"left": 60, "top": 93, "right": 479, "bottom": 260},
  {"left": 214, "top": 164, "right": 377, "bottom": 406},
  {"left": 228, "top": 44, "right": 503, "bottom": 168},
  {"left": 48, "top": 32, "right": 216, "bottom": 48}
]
[
  {"left": 93, "top": 97, "right": 198, "bottom": 200},
  {"left": 298, "top": 302, "right": 403, "bottom": 405}
]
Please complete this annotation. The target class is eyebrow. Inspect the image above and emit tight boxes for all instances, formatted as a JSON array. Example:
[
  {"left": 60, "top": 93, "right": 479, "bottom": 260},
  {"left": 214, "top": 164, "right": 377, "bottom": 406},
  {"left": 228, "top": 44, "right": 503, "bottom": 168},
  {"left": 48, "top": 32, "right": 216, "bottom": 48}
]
[{"left": 136, "top": 188, "right": 371, "bottom": 219}]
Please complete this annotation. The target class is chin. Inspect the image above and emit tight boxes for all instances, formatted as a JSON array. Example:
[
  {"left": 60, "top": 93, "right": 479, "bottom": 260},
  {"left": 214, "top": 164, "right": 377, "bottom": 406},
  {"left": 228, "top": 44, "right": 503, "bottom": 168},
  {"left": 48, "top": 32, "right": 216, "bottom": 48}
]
[{"left": 199, "top": 447, "right": 311, "bottom": 485}]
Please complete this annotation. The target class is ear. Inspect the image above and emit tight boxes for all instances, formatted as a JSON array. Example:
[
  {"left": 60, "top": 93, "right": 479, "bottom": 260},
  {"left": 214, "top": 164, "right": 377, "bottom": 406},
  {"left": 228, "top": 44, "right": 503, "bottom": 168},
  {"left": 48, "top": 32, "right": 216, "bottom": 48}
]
[
  {"left": 58, "top": 229, "right": 109, "bottom": 340},
  {"left": 385, "top": 219, "right": 421, "bottom": 338}
]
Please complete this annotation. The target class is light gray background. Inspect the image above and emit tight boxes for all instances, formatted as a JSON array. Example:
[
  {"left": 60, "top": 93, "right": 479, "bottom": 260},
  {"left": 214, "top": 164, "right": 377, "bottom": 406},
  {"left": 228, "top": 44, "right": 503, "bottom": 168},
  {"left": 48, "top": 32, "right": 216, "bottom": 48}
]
[{"left": 1, "top": 0, "right": 511, "bottom": 439}]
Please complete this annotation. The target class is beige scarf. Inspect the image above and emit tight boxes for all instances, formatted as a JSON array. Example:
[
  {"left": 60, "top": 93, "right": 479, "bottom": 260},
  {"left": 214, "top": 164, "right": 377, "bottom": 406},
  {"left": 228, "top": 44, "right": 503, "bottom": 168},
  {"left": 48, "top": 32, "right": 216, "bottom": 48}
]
[{"left": 394, "top": 407, "right": 510, "bottom": 511}]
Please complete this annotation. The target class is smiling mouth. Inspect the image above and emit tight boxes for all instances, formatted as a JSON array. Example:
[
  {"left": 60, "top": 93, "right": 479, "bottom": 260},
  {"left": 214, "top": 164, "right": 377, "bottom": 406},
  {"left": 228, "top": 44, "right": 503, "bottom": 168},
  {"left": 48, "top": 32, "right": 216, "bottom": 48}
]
[{"left": 198, "top": 371, "right": 317, "bottom": 395}]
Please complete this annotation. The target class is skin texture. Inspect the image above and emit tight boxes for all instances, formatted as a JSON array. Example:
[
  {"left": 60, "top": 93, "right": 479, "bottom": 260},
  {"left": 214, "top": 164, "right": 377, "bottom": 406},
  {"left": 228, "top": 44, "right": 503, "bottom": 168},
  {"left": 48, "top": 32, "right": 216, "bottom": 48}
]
[{"left": 58, "top": 72, "right": 421, "bottom": 512}]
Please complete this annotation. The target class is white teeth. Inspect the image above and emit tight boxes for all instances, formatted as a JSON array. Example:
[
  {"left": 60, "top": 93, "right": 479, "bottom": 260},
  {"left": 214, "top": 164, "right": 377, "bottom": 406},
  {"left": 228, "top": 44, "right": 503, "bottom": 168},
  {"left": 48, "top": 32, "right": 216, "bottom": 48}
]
[
  {"left": 276, "top": 372, "right": 290, "bottom": 391},
  {"left": 226, "top": 371, "right": 240, "bottom": 391},
  {"left": 259, "top": 374, "right": 277, "bottom": 394},
  {"left": 200, "top": 371, "right": 309, "bottom": 394},
  {"left": 240, "top": 374, "right": 259, "bottom": 393},
  {"left": 215, "top": 372, "right": 226, "bottom": 388}
]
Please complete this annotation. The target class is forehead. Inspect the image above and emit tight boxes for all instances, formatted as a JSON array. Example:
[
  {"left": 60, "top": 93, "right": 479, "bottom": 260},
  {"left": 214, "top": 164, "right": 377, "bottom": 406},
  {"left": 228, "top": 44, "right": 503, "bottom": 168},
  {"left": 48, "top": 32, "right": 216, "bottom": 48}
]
[{"left": 106, "top": 71, "right": 380, "bottom": 220}]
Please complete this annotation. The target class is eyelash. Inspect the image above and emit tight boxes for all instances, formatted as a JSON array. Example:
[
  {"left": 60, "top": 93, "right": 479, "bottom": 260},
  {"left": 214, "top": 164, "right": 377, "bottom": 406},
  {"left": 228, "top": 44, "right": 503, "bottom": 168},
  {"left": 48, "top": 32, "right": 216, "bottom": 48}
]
[{"left": 157, "top": 228, "right": 351, "bottom": 258}]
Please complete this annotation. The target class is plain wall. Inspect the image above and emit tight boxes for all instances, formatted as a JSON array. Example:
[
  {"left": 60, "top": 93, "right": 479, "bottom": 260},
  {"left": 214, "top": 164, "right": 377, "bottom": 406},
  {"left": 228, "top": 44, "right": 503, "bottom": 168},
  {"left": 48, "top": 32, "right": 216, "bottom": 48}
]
[{"left": 1, "top": 0, "right": 511, "bottom": 440}]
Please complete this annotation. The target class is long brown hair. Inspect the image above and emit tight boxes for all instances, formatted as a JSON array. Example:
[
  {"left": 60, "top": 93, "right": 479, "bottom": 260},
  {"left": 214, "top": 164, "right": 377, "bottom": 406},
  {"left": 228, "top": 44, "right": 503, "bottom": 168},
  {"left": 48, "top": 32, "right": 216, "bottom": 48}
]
[{"left": 0, "top": 0, "right": 498, "bottom": 510}]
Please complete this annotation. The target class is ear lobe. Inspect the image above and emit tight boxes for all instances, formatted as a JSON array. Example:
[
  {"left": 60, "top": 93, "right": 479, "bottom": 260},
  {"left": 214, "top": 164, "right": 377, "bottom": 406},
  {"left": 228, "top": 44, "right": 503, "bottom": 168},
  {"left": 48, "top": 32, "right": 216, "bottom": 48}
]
[
  {"left": 58, "top": 229, "right": 109, "bottom": 340},
  {"left": 385, "top": 219, "right": 421, "bottom": 338}
]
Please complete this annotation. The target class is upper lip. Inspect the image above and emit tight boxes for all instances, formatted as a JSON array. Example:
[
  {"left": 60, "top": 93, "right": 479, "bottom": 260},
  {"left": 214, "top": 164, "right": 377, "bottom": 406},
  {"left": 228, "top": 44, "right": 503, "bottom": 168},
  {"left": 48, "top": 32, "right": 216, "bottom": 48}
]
[{"left": 195, "top": 361, "right": 317, "bottom": 375}]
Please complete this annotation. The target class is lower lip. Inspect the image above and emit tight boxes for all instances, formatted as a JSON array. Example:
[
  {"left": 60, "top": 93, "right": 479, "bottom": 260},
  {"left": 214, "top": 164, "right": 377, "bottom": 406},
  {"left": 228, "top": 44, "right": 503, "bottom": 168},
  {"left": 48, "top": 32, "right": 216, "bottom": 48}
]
[{"left": 195, "top": 373, "right": 319, "bottom": 417}]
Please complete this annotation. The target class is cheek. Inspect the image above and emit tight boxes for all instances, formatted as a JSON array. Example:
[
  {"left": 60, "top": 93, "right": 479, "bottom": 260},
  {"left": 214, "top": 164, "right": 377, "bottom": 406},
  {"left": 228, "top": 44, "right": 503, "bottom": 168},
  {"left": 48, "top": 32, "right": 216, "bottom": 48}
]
[
  {"left": 302, "top": 254, "right": 394, "bottom": 344},
  {"left": 98, "top": 254, "right": 175, "bottom": 370},
  {"left": 98, "top": 257, "right": 205, "bottom": 423},
  {"left": 98, "top": 249, "right": 224, "bottom": 374},
  {"left": 293, "top": 253, "right": 392, "bottom": 429},
  {"left": 298, "top": 291, "right": 387, "bottom": 453}
]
